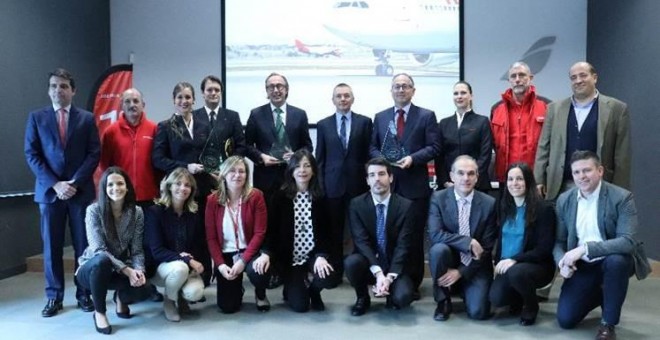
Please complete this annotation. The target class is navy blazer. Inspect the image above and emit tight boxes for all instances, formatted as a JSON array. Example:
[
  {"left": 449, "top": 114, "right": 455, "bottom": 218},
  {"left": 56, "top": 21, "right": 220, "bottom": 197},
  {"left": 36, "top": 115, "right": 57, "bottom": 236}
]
[
  {"left": 369, "top": 104, "right": 439, "bottom": 199},
  {"left": 144, "top": 204, "right": 204, "bottom": 266},
  {"left": 245, "top": 104, "right": 313, "bottom": 191},
  {"left": 192, "top": 107, "right": 247, "bottom": 158},
  {"left": 315, "top": 112, "right": 373, "bottom": 198},
  {"left": 428, "top": 188, "right": 497, "bottom": 280},
  {"left": 435, "top": 111, "right": 493, "bottom": 191},
  {"left": 348, "top": 192, "right": 415, "bottom": 275},
  {"left": 24, "top": 105, "right": 100, "bottom": 203}
]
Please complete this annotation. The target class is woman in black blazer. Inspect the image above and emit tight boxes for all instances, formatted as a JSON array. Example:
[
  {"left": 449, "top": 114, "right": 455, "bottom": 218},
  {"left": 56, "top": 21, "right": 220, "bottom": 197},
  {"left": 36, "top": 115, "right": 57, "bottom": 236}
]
[
  {"left": 252, "top": 149, "right": 339, "bottom": 312},
  {"left": 435, "top": 81, "right": 493, "bottom": 191},
  {"left": 152, "top": 82, "right": 214, "bottom": 286},
  {"left": 488, "top": 162, "right": 556, "bottom": 326}
]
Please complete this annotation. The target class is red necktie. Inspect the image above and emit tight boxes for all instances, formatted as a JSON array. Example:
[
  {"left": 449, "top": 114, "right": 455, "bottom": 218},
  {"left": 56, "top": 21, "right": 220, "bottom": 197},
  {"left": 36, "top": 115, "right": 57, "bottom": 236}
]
[
  {"left": 58, "top": 108, "right": 67, "bottom": 146},
  {"left": 396, "top": 109, "right": 405, "bottom": 139}
]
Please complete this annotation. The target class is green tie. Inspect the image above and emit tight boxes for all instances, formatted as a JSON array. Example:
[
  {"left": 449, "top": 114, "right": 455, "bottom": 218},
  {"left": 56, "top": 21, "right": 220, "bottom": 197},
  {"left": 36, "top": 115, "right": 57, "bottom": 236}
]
[{"left": 274, "top": 107, "right": 286, "bottom": 143}]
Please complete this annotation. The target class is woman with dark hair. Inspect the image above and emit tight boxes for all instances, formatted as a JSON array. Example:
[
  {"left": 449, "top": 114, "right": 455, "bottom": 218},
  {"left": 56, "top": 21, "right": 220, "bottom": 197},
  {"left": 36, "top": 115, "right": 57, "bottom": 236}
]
[
  {"left": 75, "top": 167, "right": 150, "bottom": 334},
  {"left": 489, "top": 162, "right": 556, "bottom": 326},
  {"left": 145, "top": 167, "right": 205, "bottom": 322},
  {"left": 152, "top": 82, "right": 214, "bottom": 286},
  {"left": 435, "top": 81, "right": 493, "bottom": 190},
  {"left": 252, "top": 149, "right": 338, "bottom": 312},
  {"left": 205, "top": 156, "right": 269, "bottom": 313}
]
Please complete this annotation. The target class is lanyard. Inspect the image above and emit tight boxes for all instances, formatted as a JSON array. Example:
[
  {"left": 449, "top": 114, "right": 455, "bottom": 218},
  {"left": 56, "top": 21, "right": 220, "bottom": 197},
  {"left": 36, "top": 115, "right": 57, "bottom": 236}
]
[{"left": 227, "top": 197, "right": 242, "bottom": 250}]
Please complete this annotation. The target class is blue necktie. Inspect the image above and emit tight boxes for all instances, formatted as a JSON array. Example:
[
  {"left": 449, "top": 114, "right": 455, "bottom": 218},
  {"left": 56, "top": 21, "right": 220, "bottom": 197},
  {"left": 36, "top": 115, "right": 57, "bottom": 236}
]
[
  {"left": 340, "top": 115, "right": 347, "bottom": 151},
  {"left": 376, "top": 203, "right": 388, "bottom": 269}
]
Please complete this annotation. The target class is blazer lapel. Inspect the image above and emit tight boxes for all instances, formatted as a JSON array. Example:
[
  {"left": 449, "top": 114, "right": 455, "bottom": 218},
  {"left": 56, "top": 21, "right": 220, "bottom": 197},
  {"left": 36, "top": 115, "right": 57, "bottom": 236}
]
[
  {"left": 597, "top": 96, "right": 611, "bottom": 151},
  {"left": 65, "top": 107, "right": 78, "bottom": 148},
  {"left": 329, "top": 116, "right": 345, "bottom": 154},
  {"left": 446, "top": 188, "right": 460, "bottom": 232},
  {"left": 469, "top": 193, "right": 482, "bottom": 235},
  {"left": 597, "top": 182, "right": 608, "bottom": 239},
  {"left": 556, "top": 100, "right": 571, "bottom": 147},
  {"left": 402, "top": 105, "right": 418, "bottom": 143}
]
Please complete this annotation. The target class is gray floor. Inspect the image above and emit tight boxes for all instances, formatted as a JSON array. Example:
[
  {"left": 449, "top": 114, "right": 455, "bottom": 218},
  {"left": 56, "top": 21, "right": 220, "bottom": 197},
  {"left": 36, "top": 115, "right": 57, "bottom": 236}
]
[{"left": 1, "top": 273, "right": 658, "bottom": 339}]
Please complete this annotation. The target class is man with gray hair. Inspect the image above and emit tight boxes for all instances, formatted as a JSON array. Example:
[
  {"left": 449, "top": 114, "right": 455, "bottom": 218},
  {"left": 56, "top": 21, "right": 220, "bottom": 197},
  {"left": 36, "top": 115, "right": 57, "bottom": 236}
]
[{"left": 491, "top": 61, "right": 550, "bottom": 185}]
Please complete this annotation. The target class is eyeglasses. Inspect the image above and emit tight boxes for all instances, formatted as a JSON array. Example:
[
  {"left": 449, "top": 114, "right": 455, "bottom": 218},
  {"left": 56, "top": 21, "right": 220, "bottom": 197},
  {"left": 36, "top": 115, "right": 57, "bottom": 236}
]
[
  {"left": 266, "top": 84, "right": 287, "bottom": 91},
  {"left": 392, "top": 84, "right": 413, "bottom": 91}
]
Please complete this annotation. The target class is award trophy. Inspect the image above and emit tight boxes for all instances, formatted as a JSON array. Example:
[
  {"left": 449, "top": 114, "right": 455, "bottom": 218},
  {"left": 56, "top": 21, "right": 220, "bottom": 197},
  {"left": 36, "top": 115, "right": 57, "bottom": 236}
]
[
  {"left": 380, "top": 120, "right": 408, "bottom": 164},
  {"left": 269, "top": 130, "right": 292, "bottom": 162},
  {"left": 200, "top": 135, "right": 233, "bottom": 173}
]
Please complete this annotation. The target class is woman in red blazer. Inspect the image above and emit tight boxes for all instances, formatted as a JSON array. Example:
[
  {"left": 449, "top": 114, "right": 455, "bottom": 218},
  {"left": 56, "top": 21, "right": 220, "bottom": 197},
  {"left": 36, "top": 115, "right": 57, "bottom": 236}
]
[{"left": 205, "top": 156, "right": 269, "bottom": 313}]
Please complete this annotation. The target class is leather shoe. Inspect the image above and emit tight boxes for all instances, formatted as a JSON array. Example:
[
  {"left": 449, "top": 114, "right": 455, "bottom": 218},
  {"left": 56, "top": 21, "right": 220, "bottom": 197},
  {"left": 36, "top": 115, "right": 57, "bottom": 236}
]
[
  {"left": 256, "top": 296, "right": 271, "bottom": 312},
  {"left": 596, "top": 323, "right": 616, "bottom": 340},
  {"left": 93, "top": 313, "right": 112, "bottom": 335},
  {"left": 519, "top": 304, "right": 538, "bottom": 326},
  {"left": 41, "top": 299, "right": 63, "bottom": 317},
  {"left": 412, "top": 289, "right": 421, "bottom": 301},
  {"left": 310, "top": 292, "right": 325, "bottom": 311},
  {"left": 77, "top": 295, "right": 94, "bottom": 312},
  {"left": 112, "top": 291, "right": 131, "bottom": 319},
  {"left": 433, "top": 299, "right": 452, "bottom": 321},
  {"left": 350, "top": 296, "right": 370, "bottom": 316}
]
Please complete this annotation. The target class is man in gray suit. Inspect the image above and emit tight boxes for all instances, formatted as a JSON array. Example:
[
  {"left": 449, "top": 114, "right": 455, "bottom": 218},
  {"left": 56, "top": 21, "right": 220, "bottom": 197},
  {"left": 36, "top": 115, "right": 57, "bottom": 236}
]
[
  {"left": 427, "top": 155, "right": 497, "bottom": 321},
  {"left": 534, "top": 61, "right": 631, "bottom": 201},
  {"left": 554, "top": 150, "right": 636, "bottom": 340}
]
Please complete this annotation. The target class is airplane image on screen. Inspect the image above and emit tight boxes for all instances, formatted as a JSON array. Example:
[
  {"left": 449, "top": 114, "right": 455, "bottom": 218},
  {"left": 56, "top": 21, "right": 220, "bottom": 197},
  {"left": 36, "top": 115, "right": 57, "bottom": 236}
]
[
  {"left": 294, "top": 39, "right": 342, "bottom": 57},
  {"left": 323, "top": 0, "right": 459, "bottom": 76}
]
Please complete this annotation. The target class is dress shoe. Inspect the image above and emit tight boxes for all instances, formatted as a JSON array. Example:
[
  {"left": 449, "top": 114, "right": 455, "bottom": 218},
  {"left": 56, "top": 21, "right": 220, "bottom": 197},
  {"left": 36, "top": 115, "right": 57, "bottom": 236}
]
[
  {"left": 519, "top": 304, "right": 538, "bottom": 326},
  {"left": 189, "top": 295, "right": 206, "bottom": 305},
  {"left": 77, "top": 295, "right": 94, "bottom": 312},
  {"left": 163, "top": 299, "right": 181, "bottom": 322},
  {"left": 310, "top": 292, "right": 325, "bottom": 311},
  {"left": 256, "top": 296, "right": 271, "bottom": 312},
  {"left": 350, "top": 296, "right": 370, "bottom": 316},
  {"left": 41, "top": 299, "right": 63, "bottom": 317},
  {"left": 150, "top": 290, "right": 164, "bottom": 302},
  {"left": 177, "top": 297, "right": 191, "bottom": 315},
  {"left": 412, "top": 289, "right": 421, "bottom": 301},
  {"left": 433, "top": 299, "right": 452, "bottom": 321},
  {"left": 596, "top": 323, "right": 616, "bottom": 340},
  {"left": 112, "top": 291, "right": 131, "bottom": 319},
  {"left": 93, "top": 313, "right": 112, "bottom": 335}
]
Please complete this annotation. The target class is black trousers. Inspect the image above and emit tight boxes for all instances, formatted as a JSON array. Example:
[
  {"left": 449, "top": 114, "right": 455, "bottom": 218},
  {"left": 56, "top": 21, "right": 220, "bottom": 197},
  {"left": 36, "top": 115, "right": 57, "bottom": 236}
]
[
  {"left": 277, "top": 258, "right": 340, "bottom": 313},
  {"left": 408, "top": 196, "right": 429, "bottom": 290},
  {"left": 344, "top": 253, "right": 414, "bottom": 309},
  {"left": 215, "top": 253, "right": 269, "bottom": 313},
  {"left": 325, "top": 196, "right": 352, "bottom": 279},
  {"left": 489, "top": 262, "right": 555, "bottom": 309},
  {"left": 75, "top": 253, "right": 150, "bottom": 313}
]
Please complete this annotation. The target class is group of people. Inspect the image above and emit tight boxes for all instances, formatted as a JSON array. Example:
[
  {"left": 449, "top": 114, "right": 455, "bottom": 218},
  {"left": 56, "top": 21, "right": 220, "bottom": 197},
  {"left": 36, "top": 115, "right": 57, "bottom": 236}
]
[{"left": 23, "top": 62, "right": 643, "bottom": 339}]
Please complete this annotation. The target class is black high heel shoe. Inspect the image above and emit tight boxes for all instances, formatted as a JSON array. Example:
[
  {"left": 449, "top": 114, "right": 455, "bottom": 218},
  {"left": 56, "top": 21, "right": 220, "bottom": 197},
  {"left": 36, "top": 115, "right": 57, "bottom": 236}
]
[
  {"left": 93, "top": 313, "right": 112, "bottom": 335},
  {"left": 113, "top": 291, "right": 132, "bottom": 319}
]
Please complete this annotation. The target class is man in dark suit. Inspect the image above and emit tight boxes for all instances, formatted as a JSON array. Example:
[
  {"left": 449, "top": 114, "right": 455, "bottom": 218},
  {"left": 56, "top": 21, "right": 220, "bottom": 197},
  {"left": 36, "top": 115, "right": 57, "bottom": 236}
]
[
  {"left": 24, "top": 68, "right": 100, "bottom": 317},
  {"left": 428, "top": 155, "right": 496, "bottom": 321},
  {"left": 316, "top": 83, "right": 373, "bottom": 277},
  {"left": 192, "top": 75, "right": 246, "bottom": 161},
  {"left": 345, "top": 158, "right": 416, "bottom": 316},
  {"left": 554, "top": 150, "right": 638, "bottom": 340},
  {"left": 245, "top": 72, "right": 313, "bottom": 204},
  {"left": 369, "top": 73, "right": 439, "bottom": 296}
]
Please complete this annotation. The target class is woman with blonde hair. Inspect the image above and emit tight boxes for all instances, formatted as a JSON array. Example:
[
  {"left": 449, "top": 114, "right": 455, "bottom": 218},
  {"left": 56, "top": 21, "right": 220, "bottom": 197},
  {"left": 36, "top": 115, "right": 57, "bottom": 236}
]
[
  {"left": 145, "top": 167, "right": 205, "bottom": 322},
  {"left": 206, "top": 156, "right": 269, "bottom": 313}
]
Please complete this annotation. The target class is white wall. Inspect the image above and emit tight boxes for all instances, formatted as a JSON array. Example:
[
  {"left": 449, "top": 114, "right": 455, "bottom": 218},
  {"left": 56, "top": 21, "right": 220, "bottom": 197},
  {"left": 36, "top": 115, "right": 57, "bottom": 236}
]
[
  {"left": 464, "top": 0, "right": 587, "bottom": 114},
  {"left": 111, "top": 0, "right": 222, "bottom": 122}
]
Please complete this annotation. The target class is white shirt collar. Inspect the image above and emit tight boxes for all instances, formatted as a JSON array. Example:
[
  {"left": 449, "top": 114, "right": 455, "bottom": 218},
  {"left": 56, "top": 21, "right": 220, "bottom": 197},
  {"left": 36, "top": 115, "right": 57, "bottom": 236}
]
[
  {"left": 454, "top": 189, "right": 475, "bottom": 204},
  {"left": 577, "top": 180, "right": 602, "bottom": 201}
]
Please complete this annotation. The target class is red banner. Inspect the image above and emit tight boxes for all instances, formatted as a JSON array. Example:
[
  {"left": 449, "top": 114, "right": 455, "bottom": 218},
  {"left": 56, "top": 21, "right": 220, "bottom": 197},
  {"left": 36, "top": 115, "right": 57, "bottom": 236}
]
[{"left": 87, "top": 64, "right": 133, "bottom": 137}]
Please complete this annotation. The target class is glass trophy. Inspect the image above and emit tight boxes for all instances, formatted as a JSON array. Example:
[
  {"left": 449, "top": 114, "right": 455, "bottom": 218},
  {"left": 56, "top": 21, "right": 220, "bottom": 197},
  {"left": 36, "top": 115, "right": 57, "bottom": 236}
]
[
  {"left": 200, "top": 137, "right": 233, "bottom": 173},
  {"left": 269, "top": 131, "right": 292, "bottom": 162},
  {"left": 381, "top": 120, "right": 408, "bottom": 164}
]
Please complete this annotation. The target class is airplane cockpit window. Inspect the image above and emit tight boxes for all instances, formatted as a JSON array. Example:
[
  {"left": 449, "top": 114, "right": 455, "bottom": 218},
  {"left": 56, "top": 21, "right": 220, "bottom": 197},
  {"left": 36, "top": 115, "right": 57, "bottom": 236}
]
[{"left": 333, "top": 2, "right": 351, "bottom": 8}]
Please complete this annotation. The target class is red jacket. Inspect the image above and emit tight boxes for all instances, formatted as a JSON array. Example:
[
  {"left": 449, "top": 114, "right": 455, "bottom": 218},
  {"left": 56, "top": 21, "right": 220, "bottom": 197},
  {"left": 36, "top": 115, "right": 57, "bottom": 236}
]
[
  {"left": 100, "top": 113, "right": 159, "bottom": 201},
  {"left": 205, "top": 189, "right": 267, "bottom": 266},
  {"left": 490, "top": 86, "right": 550, "bottom": 182}
]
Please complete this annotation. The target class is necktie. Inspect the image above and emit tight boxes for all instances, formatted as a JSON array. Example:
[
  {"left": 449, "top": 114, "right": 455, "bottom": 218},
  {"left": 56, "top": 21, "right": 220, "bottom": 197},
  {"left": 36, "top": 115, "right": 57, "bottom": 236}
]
[
  {"left": 396, "top": 109, "right": 405, "bottom": 139},
  {"left": 210, "top": 110, "right": 216, "bottom": 126},
  {"left": 57, "top": 108, "right": 67, "bottom": 146},
  {"left": 376, "top": 203, "right": 388, "bottom": 269},
  {"left": 458, "top": 198, "right": 472, "bottom": 265},
  {"left": 340, "top": 115, "right": 347, "bottom": 151},
  {"left": 274, "top": 107, "right": 286, "bottom": 142}
]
